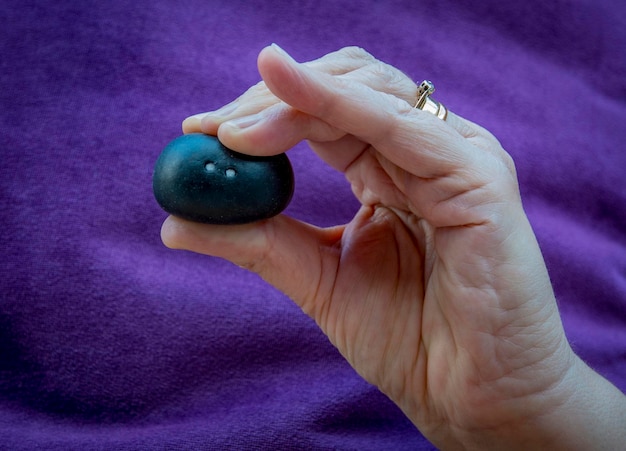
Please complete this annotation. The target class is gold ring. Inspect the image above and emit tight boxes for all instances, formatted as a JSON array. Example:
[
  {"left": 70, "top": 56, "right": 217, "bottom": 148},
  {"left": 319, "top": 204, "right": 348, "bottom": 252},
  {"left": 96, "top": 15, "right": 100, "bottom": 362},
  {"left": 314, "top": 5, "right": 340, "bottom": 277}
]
[{"left": 414, "top": 80, "right": 448, "bottom": 121}]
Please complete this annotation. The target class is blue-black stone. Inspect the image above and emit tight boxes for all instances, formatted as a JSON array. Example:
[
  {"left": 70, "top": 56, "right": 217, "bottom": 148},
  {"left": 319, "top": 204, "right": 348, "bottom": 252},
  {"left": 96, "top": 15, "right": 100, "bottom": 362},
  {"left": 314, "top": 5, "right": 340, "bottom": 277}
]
[{"left": 153, "top": 133, "right": 294, "bottom": 224}]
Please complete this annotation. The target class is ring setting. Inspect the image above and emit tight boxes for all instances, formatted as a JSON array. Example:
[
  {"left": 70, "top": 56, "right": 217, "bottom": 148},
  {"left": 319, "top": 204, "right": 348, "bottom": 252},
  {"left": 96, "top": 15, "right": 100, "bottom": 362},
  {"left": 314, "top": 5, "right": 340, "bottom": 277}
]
[{"left": 414, "top": 80, "right": 447, "bottom": 121}]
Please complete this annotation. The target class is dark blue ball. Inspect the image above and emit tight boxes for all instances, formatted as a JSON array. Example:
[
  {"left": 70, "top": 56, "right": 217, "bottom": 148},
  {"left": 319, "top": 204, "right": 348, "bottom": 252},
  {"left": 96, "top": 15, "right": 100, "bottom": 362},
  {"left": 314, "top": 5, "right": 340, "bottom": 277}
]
[{"left": 153, "top": 134, "right": 294, "bottom": 224}]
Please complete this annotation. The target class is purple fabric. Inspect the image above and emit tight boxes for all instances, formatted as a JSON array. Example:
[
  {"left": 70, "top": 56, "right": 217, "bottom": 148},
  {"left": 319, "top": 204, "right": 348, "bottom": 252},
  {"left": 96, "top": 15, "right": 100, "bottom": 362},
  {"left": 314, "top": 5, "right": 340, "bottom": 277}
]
[{"left": 1, "top": 0, "right": 624, "bottom": 449}]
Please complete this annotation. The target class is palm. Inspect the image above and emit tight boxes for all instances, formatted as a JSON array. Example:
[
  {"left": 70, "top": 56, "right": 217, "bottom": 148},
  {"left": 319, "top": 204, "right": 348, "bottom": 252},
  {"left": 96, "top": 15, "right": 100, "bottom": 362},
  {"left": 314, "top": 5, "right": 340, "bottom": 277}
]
[{"left": 306, "top": 143, "right": 567, "bottom": 437}]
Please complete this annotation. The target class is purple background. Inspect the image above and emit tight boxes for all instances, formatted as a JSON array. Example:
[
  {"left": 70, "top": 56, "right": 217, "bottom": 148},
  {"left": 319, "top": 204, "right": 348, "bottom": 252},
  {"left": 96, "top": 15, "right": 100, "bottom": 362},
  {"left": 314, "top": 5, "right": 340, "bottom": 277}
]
[{"left": 1, "top": 0, "right": 624, "bottom": 449}]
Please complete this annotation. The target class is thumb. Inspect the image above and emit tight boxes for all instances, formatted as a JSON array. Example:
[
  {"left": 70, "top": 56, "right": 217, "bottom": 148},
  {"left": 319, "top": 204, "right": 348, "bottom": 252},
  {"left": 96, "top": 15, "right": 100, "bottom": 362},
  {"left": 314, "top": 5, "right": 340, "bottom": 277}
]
[{"left": 160, "top": 215, "right": 343, "bottom": 315}]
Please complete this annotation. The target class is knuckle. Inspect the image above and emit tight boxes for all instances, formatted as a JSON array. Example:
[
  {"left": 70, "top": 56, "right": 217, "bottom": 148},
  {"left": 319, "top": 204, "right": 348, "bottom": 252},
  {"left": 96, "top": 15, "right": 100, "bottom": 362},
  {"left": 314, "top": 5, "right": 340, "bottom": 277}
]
[
  {"left": 500, "top": 149, "right": 518, "bottom": 178},
  {"left": 232, "top": 220, "right": 275, "bottom": 274},
  {"left": 373, "top": 61, "right": 408, "bottom": 88}
]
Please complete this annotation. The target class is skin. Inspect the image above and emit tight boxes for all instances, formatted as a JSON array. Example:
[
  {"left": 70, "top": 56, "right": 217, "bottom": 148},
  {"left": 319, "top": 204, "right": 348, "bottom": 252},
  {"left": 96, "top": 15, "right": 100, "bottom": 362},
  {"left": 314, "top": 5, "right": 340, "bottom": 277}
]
[{"left": 161, "top": 45, "right": 626, "bottom": 449}]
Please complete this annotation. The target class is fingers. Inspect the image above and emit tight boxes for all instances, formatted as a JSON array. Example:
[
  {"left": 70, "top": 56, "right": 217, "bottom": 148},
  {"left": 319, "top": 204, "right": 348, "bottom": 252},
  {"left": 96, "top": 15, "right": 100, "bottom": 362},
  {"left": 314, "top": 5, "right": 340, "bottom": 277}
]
[
  {"left": 211, "top": 48, "right": 429, "bottom": 155},
  {"left": 182, "top": 81, "right": 279, "bottom": 135},
  {"left": 183, "top": 44, "right": 507, "bottom": 178},
  {"left": 181, "top": 46, "right": 377, "bottom": 136},
  {"left": 182, "top": 46, "right": 425, "bottom": 148},
  {"left": 218, "top": 101, "right": 347, "bottom": 155},
  {"left": 257, "top": 44, "right": 483, "bottom": 179},
  {"left": 184, "top": 93, "right": 346, "bottom": 155},
  {"left": 160, "top": 215, "right": 343, "bottom": 315}
]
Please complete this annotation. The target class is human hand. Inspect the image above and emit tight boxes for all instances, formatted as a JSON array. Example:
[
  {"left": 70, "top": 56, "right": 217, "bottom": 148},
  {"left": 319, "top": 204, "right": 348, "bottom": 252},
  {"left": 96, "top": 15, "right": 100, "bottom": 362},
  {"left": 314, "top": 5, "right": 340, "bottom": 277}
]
[{"left": 162, "top": 45, "right": 625, "bottom": 449}]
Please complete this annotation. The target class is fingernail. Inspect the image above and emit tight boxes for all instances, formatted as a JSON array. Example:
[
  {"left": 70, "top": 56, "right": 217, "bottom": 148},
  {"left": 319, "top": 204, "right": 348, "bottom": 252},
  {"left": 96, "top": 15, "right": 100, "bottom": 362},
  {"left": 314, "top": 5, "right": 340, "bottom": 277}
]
[
  {"left": 222, "top": 112, "right": 263, "bottom": 130},
  {"left": 182, "top": 113, "right": 206, "bottom": 131},
  {"left": 270, "top": 43, "right": 295, "bottom": 62}
]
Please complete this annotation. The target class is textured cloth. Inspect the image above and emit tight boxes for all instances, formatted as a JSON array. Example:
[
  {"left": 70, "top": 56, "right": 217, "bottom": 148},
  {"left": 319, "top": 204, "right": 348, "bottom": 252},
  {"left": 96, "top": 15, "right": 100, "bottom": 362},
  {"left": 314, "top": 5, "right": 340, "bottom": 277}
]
[{"left": 1, "top": 1, "right": 624, "bottom": 449}]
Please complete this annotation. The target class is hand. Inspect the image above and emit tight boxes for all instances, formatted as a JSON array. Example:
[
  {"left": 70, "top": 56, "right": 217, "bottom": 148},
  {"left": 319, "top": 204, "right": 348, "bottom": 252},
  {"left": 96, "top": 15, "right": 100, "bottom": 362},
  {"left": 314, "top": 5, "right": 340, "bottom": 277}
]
[{"left": 162, "top": 45, "right": 626, "bottom": 449}]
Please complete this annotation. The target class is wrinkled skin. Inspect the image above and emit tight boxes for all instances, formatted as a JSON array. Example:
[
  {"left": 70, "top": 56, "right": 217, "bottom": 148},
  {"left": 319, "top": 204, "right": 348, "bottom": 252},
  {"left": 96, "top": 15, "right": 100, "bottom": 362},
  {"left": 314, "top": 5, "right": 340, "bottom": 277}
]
[{"left": 162, "top": 45, "right": 625, "bottom": 449}]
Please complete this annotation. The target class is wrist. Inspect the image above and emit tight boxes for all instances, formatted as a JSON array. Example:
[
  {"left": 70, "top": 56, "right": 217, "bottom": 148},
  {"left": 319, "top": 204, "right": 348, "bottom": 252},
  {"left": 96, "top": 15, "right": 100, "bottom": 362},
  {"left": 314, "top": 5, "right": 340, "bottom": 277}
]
[
  {"left": 414, "top": 345, "right": 625, "bottom": 450},
  {"left": 454, "top": 354, "right": 625, "bottom": 450},
  {"left": 540, "top": 356, "right": 626, "bottom": 450}
]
